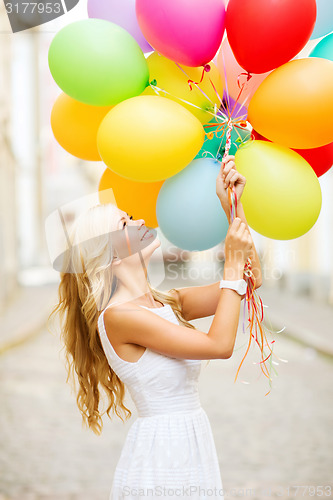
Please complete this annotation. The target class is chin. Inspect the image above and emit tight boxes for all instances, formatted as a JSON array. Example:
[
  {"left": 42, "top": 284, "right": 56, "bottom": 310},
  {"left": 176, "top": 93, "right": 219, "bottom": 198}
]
[{"left": 141, "top": 236, "right": 161, "bottom": 257}]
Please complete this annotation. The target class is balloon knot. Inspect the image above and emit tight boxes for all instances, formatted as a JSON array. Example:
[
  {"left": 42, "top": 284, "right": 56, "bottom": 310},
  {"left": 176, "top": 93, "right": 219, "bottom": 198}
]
[
  {"left": 204, "top": 64, "right": 211, "bottom": 73},
  {"left": 150, "top": 79, "right": 157, "bottom": 86},
  {"left": 206, "top": 132, "right": 215, "bottom": 140}
]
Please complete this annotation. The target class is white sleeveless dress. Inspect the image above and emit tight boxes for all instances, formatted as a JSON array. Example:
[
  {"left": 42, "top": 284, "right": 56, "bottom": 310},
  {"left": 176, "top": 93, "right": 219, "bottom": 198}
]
[{"left": 97, "top": 302, "right": 224, "bottom": 500}]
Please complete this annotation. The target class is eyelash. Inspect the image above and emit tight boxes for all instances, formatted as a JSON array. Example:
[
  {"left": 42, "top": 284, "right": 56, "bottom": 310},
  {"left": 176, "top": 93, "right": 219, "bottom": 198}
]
[{"left": 122, "top": 215, "right": 133, "bottom": 228}]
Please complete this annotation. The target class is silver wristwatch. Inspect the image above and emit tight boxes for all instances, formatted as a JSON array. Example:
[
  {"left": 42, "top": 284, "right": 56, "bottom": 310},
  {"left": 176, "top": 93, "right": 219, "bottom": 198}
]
[{"left": 219, "top": 279, "right": 247, "bottom": 296}]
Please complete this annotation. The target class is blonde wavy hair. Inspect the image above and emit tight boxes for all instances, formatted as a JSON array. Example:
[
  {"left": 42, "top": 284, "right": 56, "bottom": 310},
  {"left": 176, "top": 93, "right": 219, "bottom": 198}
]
[{"left": 48, "top": 203, "right": 198, "bottom": 436}]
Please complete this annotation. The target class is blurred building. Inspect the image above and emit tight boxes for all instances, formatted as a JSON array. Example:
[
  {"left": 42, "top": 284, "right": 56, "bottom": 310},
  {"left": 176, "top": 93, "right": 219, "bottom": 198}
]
[{"left": 0, "top": 6, "right": 17, "bottom": 312}]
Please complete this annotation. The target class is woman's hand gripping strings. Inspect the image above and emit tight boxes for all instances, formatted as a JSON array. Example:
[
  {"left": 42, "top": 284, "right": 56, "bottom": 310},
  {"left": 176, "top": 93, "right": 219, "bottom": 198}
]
[{"left": 216, "top": 155, "right": 263, "bottom": 288}]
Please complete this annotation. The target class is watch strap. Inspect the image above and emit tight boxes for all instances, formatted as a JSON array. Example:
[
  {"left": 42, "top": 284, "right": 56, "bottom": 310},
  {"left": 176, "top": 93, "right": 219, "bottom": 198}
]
[{"left": 219, "top": 278, "right": 247, "bottom": 295}]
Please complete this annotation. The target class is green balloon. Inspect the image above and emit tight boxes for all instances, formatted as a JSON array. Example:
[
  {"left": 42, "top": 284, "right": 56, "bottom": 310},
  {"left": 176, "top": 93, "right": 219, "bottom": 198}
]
[
  {"left": 196, "top": 118, "right": 251, "bottom": 160},
  {"left": 48, "top": 19, "right": 149, "bottom": 106},
  {"left": 309, "top": 32, "right": 333, "bottom": 62}
]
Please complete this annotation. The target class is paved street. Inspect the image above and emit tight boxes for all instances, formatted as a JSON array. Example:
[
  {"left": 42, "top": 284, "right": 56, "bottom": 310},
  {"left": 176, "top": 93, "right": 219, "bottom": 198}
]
[{"left": 0, "top": 301, "right": 332, "bottom": 499}]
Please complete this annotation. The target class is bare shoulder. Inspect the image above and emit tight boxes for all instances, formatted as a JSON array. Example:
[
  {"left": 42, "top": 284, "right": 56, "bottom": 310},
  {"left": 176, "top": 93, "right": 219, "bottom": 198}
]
[
  {"left": 104, "top": 300, "right": 142, "bottom": 319},
  {"left": 103, "top": 301, "right": 144, "bottom": 344}
]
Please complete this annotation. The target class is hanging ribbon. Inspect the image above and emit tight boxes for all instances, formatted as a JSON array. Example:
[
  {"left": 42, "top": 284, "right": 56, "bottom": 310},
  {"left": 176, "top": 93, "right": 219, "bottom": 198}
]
[
  {"left": 228, "top": 186, "right": 272, "bottom": 395},
  {"left": 222, "top": 119, "right": 287, "bottom": 396}
]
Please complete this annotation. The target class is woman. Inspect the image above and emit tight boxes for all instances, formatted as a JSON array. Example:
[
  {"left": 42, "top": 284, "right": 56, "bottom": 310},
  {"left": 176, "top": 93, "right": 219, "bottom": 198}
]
[{"left": 50, "top": 155, "right": 262, "bottom": 499}]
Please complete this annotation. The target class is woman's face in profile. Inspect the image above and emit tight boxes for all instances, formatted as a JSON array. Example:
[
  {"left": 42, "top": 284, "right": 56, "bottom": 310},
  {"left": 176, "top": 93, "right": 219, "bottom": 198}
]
[{"left": 111, "top": 209, "right": 160, "bottom": 261}]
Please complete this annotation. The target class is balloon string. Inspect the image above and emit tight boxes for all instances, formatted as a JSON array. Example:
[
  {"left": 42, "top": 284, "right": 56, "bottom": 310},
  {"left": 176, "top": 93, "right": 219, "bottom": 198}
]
[
  {"left": 206, "top": 60, "right": 253, "bottom": 159},
  {"left": 149, "top": 82, "right": 218, "bottom": 121},
  {"left": 207, "top": 75, "right": 224, "bottom": 109},
  {"left": 173, "top": 62, "right": 217, "bottom": 107},
  {"left": 187, "top": 63, "right": 211, "bottom": 91},
  {"left": 225, "top": 175, "right": 286, "bottom": 396},
  {"left": 220, "top": 49, "right": 231, "bottom": 113},
  {"left": 229, "top": 71, "right": 252, "bottom": 118}
]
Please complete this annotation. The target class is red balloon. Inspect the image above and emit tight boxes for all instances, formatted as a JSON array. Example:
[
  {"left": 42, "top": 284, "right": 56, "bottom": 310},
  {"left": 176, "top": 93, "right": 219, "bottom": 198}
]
[
  {"left": 252, "top": 130, "right": 333, "bottom": 177},
  {"left": 225, "top": 0, "right": 316, "bottom": 74}
]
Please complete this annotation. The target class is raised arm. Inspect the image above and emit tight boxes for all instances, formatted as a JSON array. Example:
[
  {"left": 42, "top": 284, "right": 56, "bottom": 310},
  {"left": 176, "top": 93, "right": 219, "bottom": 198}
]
[{"left": 104, "top": 218, "right": 253, "bottom": 360}]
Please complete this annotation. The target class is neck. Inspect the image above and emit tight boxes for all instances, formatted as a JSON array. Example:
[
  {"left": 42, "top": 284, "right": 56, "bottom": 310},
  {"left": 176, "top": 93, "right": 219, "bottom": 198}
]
[{"left": 113, "top": 257, "right": 155, "bottom": 306}]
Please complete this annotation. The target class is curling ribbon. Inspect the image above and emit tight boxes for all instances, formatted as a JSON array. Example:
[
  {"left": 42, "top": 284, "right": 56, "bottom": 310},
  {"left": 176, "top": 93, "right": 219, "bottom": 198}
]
[
  {"left": 228, "top": 185, "right": 287, "bottom": 396},
  {"left": 188, "top": 64, "right": 211, "bottom": 91},
  {"left": 236, "top": 71, "right": 253, "bottom": 91}
]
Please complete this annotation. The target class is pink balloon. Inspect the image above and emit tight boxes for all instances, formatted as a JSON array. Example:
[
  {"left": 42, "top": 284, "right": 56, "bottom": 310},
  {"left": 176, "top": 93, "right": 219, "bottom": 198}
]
[
  {"left": 136, "top": 0, "right": 226, "bottom": 67},
  {"left": 88, "top": 0, "right": 152, "bottom": 53},
  {"left": 217, "top": 37, "right": 271, "bottom": 103}
]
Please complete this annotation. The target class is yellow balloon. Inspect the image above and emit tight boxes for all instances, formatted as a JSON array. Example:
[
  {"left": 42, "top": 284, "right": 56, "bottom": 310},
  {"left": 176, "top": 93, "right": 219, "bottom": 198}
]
[
  {"left": 248, "top": 58, "right": 333, "bottom": 149},
  {"left": 99, "top": 168, "right": 163, "bottom": 228},
  {"left": 143, "top": 52, "right": 224, "bottom": 124},
  {"left": 51, "top": 93, "right": 112, "bottom": 161},
  {"left": 235, "top": 140, "right": 322, "bottom": 240},
  {"left": 97, "top": 95, "right": 205, "bottom": 182}
]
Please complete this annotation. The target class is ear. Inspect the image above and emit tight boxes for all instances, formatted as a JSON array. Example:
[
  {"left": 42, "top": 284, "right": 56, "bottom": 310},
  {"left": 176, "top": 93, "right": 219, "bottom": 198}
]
[{"left": 112, "top": 255, "right": 122, "bottom": 266}]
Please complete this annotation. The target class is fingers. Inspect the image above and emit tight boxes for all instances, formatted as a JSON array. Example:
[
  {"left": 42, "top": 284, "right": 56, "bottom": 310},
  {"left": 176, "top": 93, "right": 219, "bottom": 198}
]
[
  {"left": 222, "top": 161, "right": 236, "bottom": 175},
  {"left": 231, "top": 217, "right": 242, "bottom": 229},
  {"left": 238, "top": 221, "right": 246, "bottom": 236},
  {"left": 232, "top": 218, "right": 247, "bottom": 231},
  {"left": 222, "top": 155, "right": 235, "bottom": 164},
  {"left": 231, "top": 218, "right": 247, "bottom": 236},
  {"left": 222, "top": 157, "right": 237, "bottom": 185},
  {"left": 224, "top": 169, "right": 239, "bottom": 187},
  {"left": 222, "top": 156, "right": 236, "bottom": 172}
]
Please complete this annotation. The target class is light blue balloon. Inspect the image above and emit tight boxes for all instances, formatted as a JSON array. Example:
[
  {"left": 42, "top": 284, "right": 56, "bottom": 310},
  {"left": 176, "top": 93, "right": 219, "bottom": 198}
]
[
  {"left": 310, "top": 0, "right": 333, "bottom": 40},
  {"left": 156, "top": 158, "right": 229, "bottom": 251},
  {"left": 309, "top": 32, "right": 333, "bottom": 61}
]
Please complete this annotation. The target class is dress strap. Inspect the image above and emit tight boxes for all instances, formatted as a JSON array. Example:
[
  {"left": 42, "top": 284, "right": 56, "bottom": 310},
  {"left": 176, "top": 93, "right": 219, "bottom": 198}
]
[{"left": 104, "top": 301, "right": 120, "bottom": 312}]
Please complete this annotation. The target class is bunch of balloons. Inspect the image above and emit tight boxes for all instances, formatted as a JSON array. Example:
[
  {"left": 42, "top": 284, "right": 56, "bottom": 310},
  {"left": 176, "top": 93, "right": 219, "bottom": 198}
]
[{"left": 48, "top": 0, "right": 333, "bottom": 250}]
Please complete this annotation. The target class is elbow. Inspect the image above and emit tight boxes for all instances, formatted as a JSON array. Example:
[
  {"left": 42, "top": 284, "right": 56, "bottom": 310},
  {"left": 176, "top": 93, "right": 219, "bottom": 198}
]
[{"left": 219, "top": 346, "right": 234, "bottom": 359}]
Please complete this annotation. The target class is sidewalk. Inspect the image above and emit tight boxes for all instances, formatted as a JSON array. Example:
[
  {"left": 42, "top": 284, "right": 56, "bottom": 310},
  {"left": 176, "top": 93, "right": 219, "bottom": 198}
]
[
  {"left": 0, "top": 283, "right": 58, "bottom": 354},
  {"left": 258, "top": 284, "right": 333, "bottom": 358}
]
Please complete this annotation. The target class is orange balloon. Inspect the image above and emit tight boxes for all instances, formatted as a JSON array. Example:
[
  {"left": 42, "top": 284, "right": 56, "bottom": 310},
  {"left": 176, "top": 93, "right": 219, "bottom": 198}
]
[
  {"left": 98, "top": 168, "right": 163, "bottom": 228},
  {"left": 51, "top": 93, "right": 112, "bottom": 161},
  {"left": 248, "top": 58, "right": 333, "bottom": 149}
]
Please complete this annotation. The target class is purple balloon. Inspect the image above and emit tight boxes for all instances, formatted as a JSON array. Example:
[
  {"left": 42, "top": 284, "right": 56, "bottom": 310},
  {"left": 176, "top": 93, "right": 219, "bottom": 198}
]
[
  {"left": 222, "top": 91, "right": 248, "bottom": 120},
  {"left": 87, "top": 0, "right": 152, "bottom": 53}
]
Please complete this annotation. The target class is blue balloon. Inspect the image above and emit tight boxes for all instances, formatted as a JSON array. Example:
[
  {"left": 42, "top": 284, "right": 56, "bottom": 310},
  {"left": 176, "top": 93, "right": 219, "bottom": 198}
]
[
  {"left": 156, "top": 158, "right": 229, "bottom": 251},
  {"left": 310, "top": 0, "right": 333, "bottom": 40},
  {"left": 309, "top": 32, "right": 333, "bottom": 61}
]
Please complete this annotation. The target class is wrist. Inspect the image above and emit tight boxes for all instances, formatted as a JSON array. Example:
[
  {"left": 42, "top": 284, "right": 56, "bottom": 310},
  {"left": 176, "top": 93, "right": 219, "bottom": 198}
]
[
  {"left": 219, "top": 199, "right": 231, "bottom": 219},
  {"left": 223, "top": 261, "right": 245, "bottom": 280}
]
